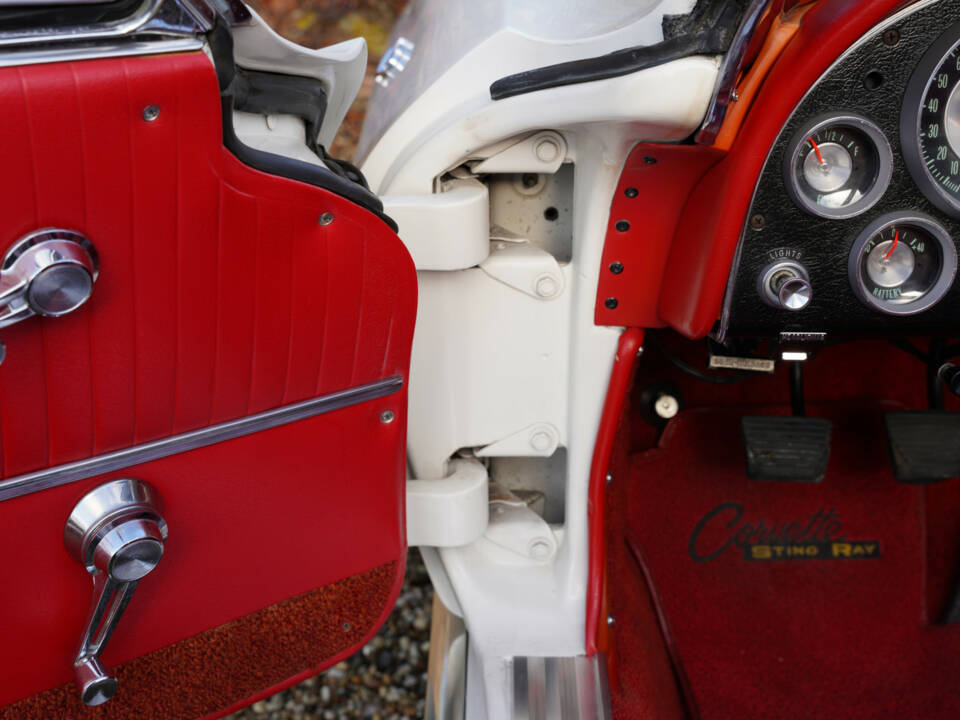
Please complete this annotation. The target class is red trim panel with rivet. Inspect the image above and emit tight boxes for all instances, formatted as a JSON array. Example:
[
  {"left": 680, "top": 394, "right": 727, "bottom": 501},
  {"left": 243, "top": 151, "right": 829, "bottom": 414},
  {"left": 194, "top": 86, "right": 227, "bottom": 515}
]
[{"left": 594, "top": 145, "right": 724, "bottom": 328}]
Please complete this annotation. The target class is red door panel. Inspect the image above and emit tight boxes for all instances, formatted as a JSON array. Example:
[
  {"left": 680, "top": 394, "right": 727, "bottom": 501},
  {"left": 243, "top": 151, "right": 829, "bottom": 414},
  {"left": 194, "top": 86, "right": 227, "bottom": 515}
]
[
  {"left": 0, "top": 399, "right": 406, "bottom": 718},
  {"left": 0, "top": 51, "right": 416, "bottom": 717}
]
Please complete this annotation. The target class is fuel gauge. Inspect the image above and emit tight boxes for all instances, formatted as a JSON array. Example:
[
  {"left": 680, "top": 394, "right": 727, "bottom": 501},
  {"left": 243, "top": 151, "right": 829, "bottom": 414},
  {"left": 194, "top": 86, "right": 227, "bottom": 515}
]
[
  {"left": 784, "top": 114, "right": 893, "bottom": 219},
  {"left": 849, "top": 212, "right": 957, "bottom": 315}
]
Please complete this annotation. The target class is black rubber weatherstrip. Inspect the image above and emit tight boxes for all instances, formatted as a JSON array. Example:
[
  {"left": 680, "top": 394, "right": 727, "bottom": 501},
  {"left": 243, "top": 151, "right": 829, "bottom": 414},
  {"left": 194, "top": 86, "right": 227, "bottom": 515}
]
[
  {"left": 231, "top": 68, "right": 329, "bottom": 154},
  {"left": 209, "top": 20, "right": 397, "bottom": 232},
  {"left": 489, "top": 0, "right": 747, "bottom": 101}
]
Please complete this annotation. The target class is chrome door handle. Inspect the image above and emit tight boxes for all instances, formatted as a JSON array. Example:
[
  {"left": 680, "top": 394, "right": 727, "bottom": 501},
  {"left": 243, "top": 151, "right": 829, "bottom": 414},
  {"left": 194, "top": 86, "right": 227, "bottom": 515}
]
[
  {"left": 64, "top": 479, "right": 167, "bottom": 706},
  {"left": 0, "top": 228, "right": 98, "bottom": 330}
]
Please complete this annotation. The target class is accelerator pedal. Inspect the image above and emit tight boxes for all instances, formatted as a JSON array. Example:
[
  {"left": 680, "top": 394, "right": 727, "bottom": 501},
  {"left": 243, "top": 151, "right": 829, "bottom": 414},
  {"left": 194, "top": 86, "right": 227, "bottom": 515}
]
[
  {"left": 741, "top": 416, "right": 832, "bottom": 483},
  {"left": 884, "top": 411, "right": 960, "bottom": 484},
  {"left": 512, "top": 655, "right": 611, "bottom": 720}
]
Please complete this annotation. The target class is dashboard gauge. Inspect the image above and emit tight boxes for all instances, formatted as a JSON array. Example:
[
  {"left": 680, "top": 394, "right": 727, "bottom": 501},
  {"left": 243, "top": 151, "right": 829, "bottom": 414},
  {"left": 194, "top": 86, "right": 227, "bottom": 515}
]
[
  {"left": 848, "top": 212, "right": 957, "bottom": 315},
  {"left": 902, "top": 22, "right": 960, "bottom": 218},
  {"left": 784, "top": 114, "right": 893, "bottom": 219}
]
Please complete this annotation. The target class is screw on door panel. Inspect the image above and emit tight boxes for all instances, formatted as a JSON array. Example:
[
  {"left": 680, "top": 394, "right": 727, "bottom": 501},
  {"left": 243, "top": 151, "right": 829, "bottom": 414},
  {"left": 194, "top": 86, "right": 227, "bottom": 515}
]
[
  {"left": 318, "top": 212, "right": 335, "bottom": 226},
  {"left": 380, "top": 410, "right": 395, "bottom": 424},
  {"left": 142, "top": 105, "right": 160, "bottom": 122}
]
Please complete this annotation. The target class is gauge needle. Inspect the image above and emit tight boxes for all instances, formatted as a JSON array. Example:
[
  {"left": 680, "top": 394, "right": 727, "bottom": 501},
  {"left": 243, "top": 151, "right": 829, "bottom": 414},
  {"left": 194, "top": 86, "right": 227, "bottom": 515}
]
[
  {"left": 884, "top": 230, "right": 899, "bottom": 260},
  {"left": 808, "top": 136, "right": 826, "bottom": 166}
]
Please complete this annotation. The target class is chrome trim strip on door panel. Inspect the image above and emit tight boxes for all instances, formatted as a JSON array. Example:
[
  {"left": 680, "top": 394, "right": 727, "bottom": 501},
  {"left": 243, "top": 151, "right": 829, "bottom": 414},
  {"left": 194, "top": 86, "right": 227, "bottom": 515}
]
[
  {"left": 0, "top": 37, "right": 204, "bottom": 68},
  {"left": 0, "top": 375, "right": 403, "bottom": 502}
]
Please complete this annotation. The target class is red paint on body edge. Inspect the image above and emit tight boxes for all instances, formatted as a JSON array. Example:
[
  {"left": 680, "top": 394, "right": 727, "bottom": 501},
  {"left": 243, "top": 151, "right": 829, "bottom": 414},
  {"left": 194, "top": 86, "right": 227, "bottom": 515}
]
[{"left": 585, "top": 328, "right": 644, "bottom": 655}]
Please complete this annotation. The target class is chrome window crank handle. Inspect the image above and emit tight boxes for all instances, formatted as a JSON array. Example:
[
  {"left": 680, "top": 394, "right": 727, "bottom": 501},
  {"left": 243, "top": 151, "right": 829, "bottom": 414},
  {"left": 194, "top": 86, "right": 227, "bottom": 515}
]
[
  {"left": 64, "top": 479, "right": 167, "bottom": 706},
  {"left": 0, "top": 228, "right": 98, "bottom": 330}
]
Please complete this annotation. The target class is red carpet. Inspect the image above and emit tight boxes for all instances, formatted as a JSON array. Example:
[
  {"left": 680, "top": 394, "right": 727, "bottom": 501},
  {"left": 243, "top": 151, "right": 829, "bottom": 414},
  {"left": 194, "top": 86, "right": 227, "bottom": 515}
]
[{"left": 614, "top": 402, "right": 960, "bottom": 719}]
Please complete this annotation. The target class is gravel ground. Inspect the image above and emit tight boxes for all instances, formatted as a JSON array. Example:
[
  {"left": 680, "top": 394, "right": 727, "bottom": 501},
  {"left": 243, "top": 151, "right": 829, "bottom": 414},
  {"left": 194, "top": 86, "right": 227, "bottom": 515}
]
[{"left": 226, "top": 551, "right": 433, "bottom": 720}]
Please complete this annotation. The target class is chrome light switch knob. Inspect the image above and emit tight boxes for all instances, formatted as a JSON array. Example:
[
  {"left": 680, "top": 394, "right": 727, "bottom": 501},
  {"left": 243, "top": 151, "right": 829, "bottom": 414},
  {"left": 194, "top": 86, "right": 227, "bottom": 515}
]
[
  {"left": 0, "top": 228, "right": 98, "bottom": 330},
  {"left": 777, "top": 277, "right": 812, "bottom": 310},
  {"left": 759, "top": 260, "right": 812, "bottom": 311},
  {"left": 64, "top": 479, "right": 167, "bottom": 706}
]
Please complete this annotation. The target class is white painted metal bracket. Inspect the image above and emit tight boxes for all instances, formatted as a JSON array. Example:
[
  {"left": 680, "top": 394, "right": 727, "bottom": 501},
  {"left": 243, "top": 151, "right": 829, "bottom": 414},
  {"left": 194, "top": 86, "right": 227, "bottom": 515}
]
[
  {"left": 383, "top": 180, "right": 490, "bottom": 271},
  {"left": 407, "top": 457, "right": 489, "bottom": 547},
  {"left": 479, "top": 244, "right": 565, "bottom": 301},
  {"left": 475, "top": 423, "right": 561, "bottom": 457},
  {"left": 485, "top": 484, "right": 557, "bottom": 563},
  {"left": 471, "top": 131, "right": 567, "bottom": 175}
]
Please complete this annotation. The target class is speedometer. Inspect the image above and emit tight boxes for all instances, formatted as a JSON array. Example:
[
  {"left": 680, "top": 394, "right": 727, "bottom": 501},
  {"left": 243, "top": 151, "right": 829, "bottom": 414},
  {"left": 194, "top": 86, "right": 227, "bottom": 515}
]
[{"left": 902, "top": 22, "right": 960, "bottom": 217}]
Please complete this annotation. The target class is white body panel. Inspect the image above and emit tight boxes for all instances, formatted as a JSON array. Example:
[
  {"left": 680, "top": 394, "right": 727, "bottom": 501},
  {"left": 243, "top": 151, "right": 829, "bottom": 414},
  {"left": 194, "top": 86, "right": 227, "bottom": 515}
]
[{"left": 358, "top": 1, "right": 718, "bottom": 716}]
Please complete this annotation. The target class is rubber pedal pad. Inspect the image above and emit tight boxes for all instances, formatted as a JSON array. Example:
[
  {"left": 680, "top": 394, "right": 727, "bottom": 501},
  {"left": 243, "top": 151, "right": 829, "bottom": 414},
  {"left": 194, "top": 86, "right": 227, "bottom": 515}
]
[
  {"left": 884, "top": 411, "right": 960, "bottom": 484},
  {"left": 741, "top": 416, "right": 832, "bottom": 483}
]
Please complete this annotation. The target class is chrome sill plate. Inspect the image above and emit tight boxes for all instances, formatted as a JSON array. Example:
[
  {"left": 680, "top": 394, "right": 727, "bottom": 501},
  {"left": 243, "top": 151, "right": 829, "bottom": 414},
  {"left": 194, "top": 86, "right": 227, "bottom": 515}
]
[
  {"left": 512, "top": 655, "right": 612, "bottom": 720},
  {"left": 0, "top": 375, "right": 403, "bottom": 502}
]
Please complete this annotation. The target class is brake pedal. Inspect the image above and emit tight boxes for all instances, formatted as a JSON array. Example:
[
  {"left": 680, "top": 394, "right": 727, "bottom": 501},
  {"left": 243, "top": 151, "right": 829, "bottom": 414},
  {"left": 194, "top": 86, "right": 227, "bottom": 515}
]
[
  {"left": 884, "top": 411, "right": 960, "bottom": 484},
  {"left": 741, "top": 416, "right": 832, "bottom": 483}
]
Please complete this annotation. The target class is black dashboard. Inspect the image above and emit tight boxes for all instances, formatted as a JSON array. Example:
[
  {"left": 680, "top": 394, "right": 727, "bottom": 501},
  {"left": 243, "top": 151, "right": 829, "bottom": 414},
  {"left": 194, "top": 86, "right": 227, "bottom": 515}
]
[{"left": 722, "top": 0, "right": 960, "bottom": 338}]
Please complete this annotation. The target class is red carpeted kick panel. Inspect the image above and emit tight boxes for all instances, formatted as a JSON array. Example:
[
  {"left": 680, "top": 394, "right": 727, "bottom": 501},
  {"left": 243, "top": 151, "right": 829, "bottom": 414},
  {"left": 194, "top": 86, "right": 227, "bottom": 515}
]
[
  {"left": 619, "top": 402, "right": 960, "bottom": 719},
  {"left": 0, "top": 562, "right": 397, "bottom": 720}
]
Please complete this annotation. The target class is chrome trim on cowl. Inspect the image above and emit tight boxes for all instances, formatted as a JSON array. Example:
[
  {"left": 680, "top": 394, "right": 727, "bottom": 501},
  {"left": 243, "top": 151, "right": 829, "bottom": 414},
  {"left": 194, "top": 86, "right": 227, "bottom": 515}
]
[
  {"left": 2, "top": 0, "right": 165, "bottom": 47},
  {"left": 696, "top": 0, "right": 775, "bottom": 146},
  {"left": 0, "top": 375, "right": 403, "bottom": 502}
]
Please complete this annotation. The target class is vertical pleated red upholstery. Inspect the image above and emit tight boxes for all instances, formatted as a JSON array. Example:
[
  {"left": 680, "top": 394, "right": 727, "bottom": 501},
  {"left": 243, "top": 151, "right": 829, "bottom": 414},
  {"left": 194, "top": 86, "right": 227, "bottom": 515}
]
[{"left": 0, "top": 51, "right": 415, "bottom": 476}]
